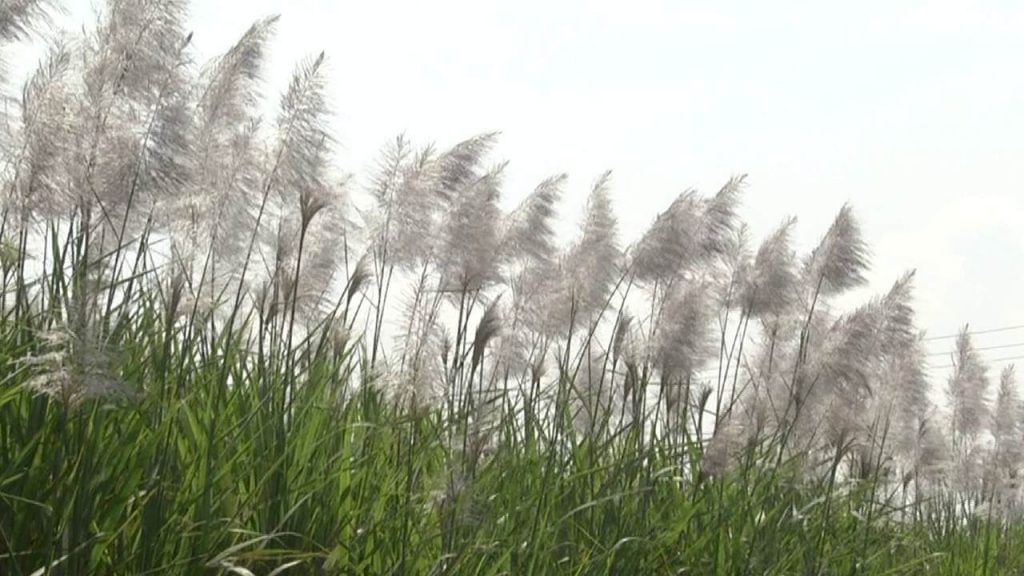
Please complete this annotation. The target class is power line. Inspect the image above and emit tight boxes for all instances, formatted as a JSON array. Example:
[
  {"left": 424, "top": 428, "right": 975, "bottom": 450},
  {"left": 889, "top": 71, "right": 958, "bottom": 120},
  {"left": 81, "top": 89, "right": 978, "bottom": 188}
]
[
  {"left": 923, "top": 324, "right": 1024, "bottom": 342},
  {"left": 932, "top": 354, "right": 1024, "bottom": 371},
  {"left": 926, "top": 341, "right": 1024, "bottom": 357}
]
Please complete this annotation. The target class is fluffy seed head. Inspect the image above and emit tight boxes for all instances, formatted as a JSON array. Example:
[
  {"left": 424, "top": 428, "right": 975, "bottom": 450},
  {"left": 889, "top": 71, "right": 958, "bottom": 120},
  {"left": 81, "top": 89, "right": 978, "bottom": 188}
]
[
  {"left": 438, "top": 162, "right": 505, "bottom": 291},
  {"left": 563, "top": 171, "right": 620, "bottom": 320},
  {"left": 19, "top": 324, "right": 127, "bottom": 407},
  {"left": 498, "top": 174, "right": 564, "bottom": 267},
  {"left": 992, "top": 365, "right": 1023, "bottom": 475},
  {"left": 630, "top": 190, "right": 703, "bottom": 282},
  {"left": 741, "top": 216, "right": 798, "bottom": 318},
  {"left": 656, "top": 282, "right": 713, "bottom": 381},
  {"left": 471, "top": 298, "right": 503, "bottom": 371},
  {"left": 804, "top": 204, "right": 870, "bottom": 296},
  {"left": 946, "top": 326, "right": 991, "bottom": 444}
]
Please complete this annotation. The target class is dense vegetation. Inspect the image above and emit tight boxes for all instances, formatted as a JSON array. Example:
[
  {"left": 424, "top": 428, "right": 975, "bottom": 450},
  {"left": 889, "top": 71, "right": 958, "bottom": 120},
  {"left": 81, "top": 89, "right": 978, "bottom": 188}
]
[{"left": 1, "top": 1, "right": 1022, "bottom": 573}]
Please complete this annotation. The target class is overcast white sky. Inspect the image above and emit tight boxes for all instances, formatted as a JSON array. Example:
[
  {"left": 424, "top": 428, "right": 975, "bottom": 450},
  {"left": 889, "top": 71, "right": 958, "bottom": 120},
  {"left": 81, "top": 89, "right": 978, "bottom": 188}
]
[{"left": 16, "top": 0, "right": 1024, "bottom": 376}]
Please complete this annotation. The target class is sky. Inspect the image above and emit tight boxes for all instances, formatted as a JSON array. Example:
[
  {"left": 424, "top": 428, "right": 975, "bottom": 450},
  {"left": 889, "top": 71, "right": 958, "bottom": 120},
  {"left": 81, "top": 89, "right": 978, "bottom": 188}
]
[{"left": 11, "top": 0, "right": 1024, "bottom": 379}]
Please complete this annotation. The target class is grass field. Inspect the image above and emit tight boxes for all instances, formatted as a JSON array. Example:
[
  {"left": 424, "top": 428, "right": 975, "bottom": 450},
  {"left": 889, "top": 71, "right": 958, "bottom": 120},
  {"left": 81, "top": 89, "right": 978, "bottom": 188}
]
[
  {"left": 2, "top": 1, "right": 1023, "bottom": 574},
  {"left": 1, "top": 258, "right": 1021, "bottom": 574}
]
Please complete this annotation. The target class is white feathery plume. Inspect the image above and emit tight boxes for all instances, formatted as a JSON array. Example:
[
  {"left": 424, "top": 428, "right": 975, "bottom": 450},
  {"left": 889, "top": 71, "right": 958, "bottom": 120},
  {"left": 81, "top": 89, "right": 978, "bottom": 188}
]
[
  {"left": 720, "top": 222, "right": 752, "bottom": 293},
  {"left": 494, "top": 176, "right": 564, "bottom": 374},
  {"left": 777, "top": 206, "right": 870, "bottom": 441},
  {"left": 463, "top": 301, "right": 504, "bottom": 432},
  {"left": 0, "top": 0, "right": 49, "bottom": 42},
  {"left": 369, "top": 133, "right": 497, "bottom": 273},
  {"left": 389, "top": 322, "right": 447, "bottom": 408},
  {"left": 612, "top": 311, "right": 638, "bottom": 367},
  {"left": 702, "top": 415, "right": 749, "bottom": 478},
  {"left": 991, "top": 365, "right": 1023, "bottom": 478},
  {"left": 195, "top": 17, "right": 275, "bottom": 131},
  {"left": 943, "top": 328, "right": 992, "bottom": 497},
  {"left": 0, "top": 0, "right": 51, "bottom": 82},
  {"left": 610, "top": 312, "right": 644, "bottom": 425},
  {"left": 435, "top": 131, "right": 498, "bottom": 200},
  {"left": 803, "top": 204, "right": 870, "bottom": 297},
  {"left": 741, "top": 216, "right": 798, "bottom": 318},
  {"left": 465, "top": 301, "right": 504, "bottom": 445},
  {"left": 66, "top": 0, "right": 193, "bottom": 252},
  {"left": 295, "top": 182, "right": 348, "bottom": 315},
  {"left": 368, "top": 136, "right": 423, "bottom": 268},
  {"left": 470, "top": 297, "right": 503, "bottom": 373},
  {"left": 877, "top": 271, "right": 918, "bottom": 351},
  {"left": 562, "top": 171, "right": 619, "bottom": 322},
  {"left": 3, "top": 40, "right": 73, "bottom": 228},
  {"left": 515, "top": 174, "right": 615, "bottom": 336},
  {"left": 385, "top": 143, "right": 442, "bottom": 268},
  {"left": 629, "top": 189, "right": 703, "bottom": 283},
  {"left": 342, "top": 253, "right": 372, "bottom": 309},
  {"left": 438, "top": 162, "right": 505, "bottom": 292},
  {"left": 498, "top": 174, "right": 564, "bottom": 267},
  {"left": 829, "top": 271, "right": 918, "bottom": 371},
  {"left": 851, "top": 272, "right": 927, "bottom": 468},
  {"left": 138, "top": 75, "right": 191, "bottom": 208},
  {"left": 432, "top": 134, "right": 502, "bottom": 290},
  {"left": 19, "top": 323, "right": 127, "bottom": 407},
  {"left": 943, "top": 327, "right": 991, "bottom": 495},
  {"left": 368, "top": 135, "right": 411, "bottom": 209},
  {"left": 875, "top": 333, "right": 930, "bottom": 463},
  {"left": 489, "top": 309, "right": 530, "bottom": 385},
  {"left": 655, "top": 281, "right": 712, "bottom": 383},
  {"left": 945, "top": 326, "right": 990, "bottom": 447},
  {"left": 259, "top": 53, "right": 344, "bottom": 320},
  {"left": 512, "top": 256, "right": 565, "bottom": 337},
  {"left": 171, "top": 17, "right": 276, "bottom": 289},
  {"left": 698, "top": 174, "right": 745, "bottom": 257},
  {"left": 912, "top": 413, "right": 950, "bottom": 488},
  {"left": 91, "top": 0, "right": 189, "bottom": 102},
  {"left": 822, "top": 272, "right": 917, "bottom": 400},
  {"left": 263, "top": 186, "right": 346, "bottom": 321},
  {"left": 269, "top": 52, "right": 330, "bottom": 215},
  {"left": 629, "top": 175, "right": 744, "bottom": 284},
  {"left": 793, "top": 274, "right": 917, "bottom": 443}
]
